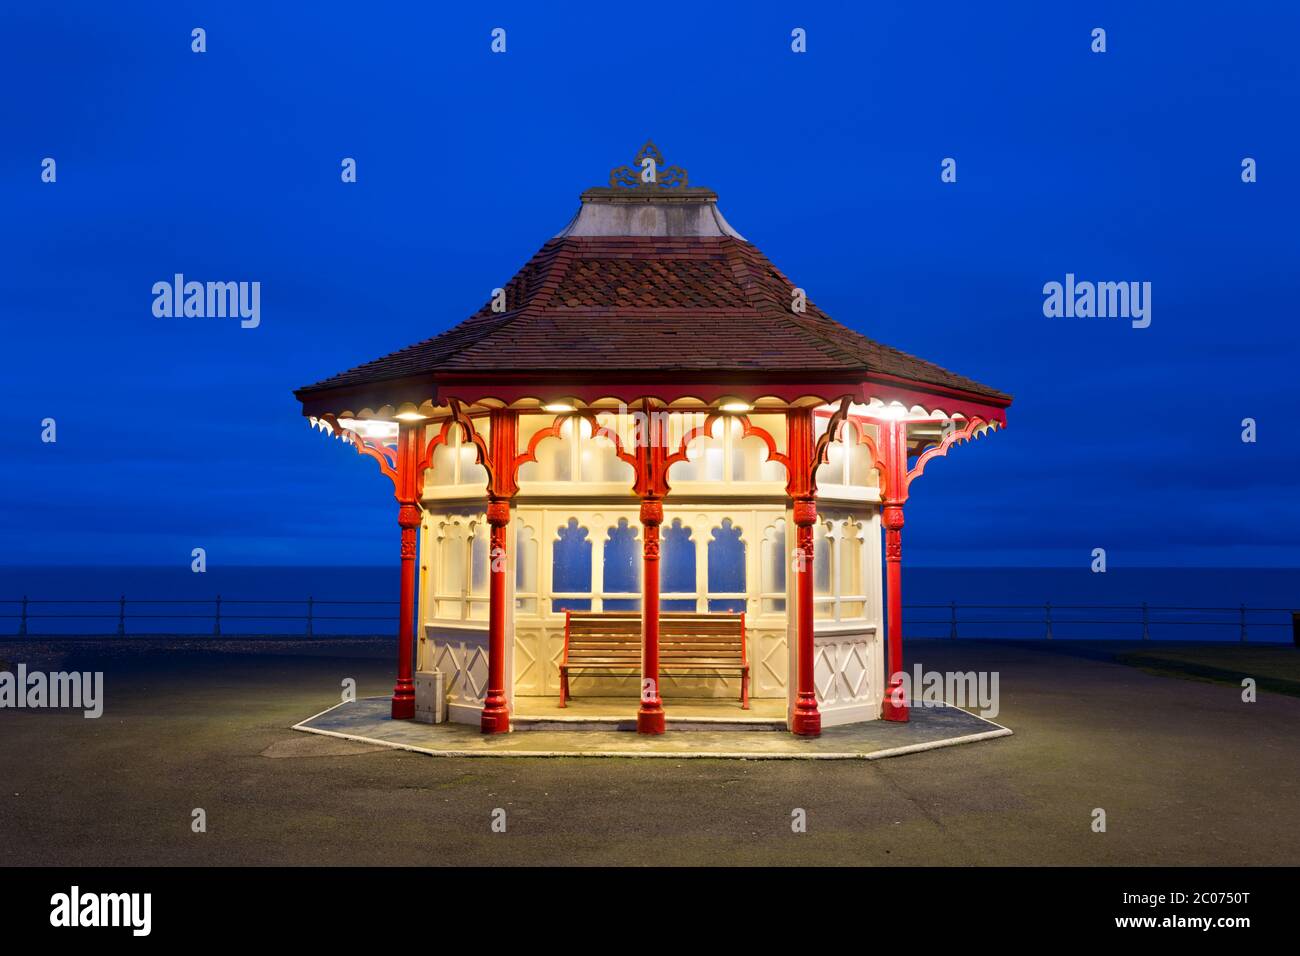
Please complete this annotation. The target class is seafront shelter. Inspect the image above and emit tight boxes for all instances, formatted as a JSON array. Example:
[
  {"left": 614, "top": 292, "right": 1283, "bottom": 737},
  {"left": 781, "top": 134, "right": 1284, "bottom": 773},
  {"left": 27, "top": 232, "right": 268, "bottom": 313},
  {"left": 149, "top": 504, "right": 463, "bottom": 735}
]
[{"left": 294, "top": 144, "right": 1011, "bottom": 736}]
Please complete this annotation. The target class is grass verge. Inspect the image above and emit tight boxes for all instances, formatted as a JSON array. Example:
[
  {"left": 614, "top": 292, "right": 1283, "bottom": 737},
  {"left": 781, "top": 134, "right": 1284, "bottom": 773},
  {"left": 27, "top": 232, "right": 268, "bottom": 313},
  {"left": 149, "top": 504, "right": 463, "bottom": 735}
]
[{"left": 1117, "top": 644, "right": 1300, "bottom": 697}]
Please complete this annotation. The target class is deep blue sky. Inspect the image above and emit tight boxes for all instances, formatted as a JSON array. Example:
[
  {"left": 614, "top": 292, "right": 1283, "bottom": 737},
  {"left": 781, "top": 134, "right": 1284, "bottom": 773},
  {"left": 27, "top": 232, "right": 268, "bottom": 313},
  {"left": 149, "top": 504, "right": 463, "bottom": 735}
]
[{"left": 2, "top": 2, "right": 1297, "bottom": 568}]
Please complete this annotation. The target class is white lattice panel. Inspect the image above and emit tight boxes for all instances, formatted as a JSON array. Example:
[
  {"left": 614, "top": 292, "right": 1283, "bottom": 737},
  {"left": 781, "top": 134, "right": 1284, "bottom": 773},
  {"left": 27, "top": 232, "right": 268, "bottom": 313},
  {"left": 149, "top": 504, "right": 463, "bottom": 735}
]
[
  {"left": 429, "top": 626, "right": 489, "bottom": 724},
  {"left": 751, "top": 626, "right": 788, "bottom": 698},
  {"left": 513, "top": 624, "right": 568, "bottom": 696},
  {"left": 812, "top": 625, "right": 881, "bottom": 726}
]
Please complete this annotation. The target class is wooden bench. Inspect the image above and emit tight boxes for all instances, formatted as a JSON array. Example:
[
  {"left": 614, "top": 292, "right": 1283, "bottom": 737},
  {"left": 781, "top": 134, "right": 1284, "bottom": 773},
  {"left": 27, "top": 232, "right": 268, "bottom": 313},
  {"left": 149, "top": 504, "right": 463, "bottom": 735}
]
[{"left": 560, "top": 611, "right": 749, "bottom": 709}]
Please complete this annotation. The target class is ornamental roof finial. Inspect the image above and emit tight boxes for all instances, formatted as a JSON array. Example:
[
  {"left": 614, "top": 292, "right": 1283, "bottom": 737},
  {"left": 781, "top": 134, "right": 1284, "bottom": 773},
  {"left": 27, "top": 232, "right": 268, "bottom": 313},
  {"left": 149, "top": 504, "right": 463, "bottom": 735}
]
[{"left": 609, "top": 141, "right": 688, "bottom": 189}]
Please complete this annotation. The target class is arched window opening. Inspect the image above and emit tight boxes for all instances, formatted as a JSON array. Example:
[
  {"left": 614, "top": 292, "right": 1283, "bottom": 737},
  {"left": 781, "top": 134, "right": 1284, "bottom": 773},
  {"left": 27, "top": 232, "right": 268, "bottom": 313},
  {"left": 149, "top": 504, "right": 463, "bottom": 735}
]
[
  {"left": 669, "top": 415, "right": 781, "bottom": 486},
  {"left": 760, "top": 518, "right": 787, "bottom": 615},
  {"left": 813, "top": 520, "right": 833, "bottom": 619},
  {"left": 460, "top": 437, "right": 487, "bottom": 487},
  {"left": 552, "top": 518, "right": 592, "bottom": 611},
  {"left": 429, "top": 426, "right": 488, "bottom": 489},
  {"left": 518, "top": 416, "right": 634, "bottom": 486},
  {"left": 436, "top": 525, "right": 466, "bottom": 619},
  {"left": 707, "top": 518, "right": 746, "bottom": 613},
  {"left": 581, "top": 417, "right": 635, "bottom": 484},
  {"left": 430, "top": 441, "right": 457, "bottom": 487},
  {"left": 602, "top": 518, "right": 641, "bottom": 611},
  {"left": 732, "top": 427, "right": 784, "bottom": 482},
  {"left": 837, "top": 517, "right": 868, "bottom": 619},
  {"left": 426, "top": 515, "right": 490, "bottom": 622},
  {"left": 816, "top": 419, "right": 879, "bottom": 489},
  {"left": 515, "top": 523, "right": 538, "bottom": 616},
  {"left": 660, "top": 519, "right": 696, "bottom": 612},
  {"left": 818, "top": 440, "right": 846, "bottom": 487},
  {"left": 519, "top": 417, "right": 574, "bottom": 483},
  {"left": 847, "top": 440, "right": 874, "bottom": 487},
  {"left": 467, "top": 521, "right": 489, "bottom": 619}
]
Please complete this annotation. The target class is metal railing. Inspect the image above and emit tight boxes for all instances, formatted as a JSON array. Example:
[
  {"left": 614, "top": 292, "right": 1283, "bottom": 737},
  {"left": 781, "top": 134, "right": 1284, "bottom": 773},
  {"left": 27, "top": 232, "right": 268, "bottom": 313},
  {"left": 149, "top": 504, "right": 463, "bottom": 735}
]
[
  {"left": 0, "top": 596, "right": 1293, "bottom": 642},
  {"left": 0, "top": 596, "right": 398, "bottom": 637},
  {"left": 903, "top": 601, "right": 1296, "bottom": 642}
]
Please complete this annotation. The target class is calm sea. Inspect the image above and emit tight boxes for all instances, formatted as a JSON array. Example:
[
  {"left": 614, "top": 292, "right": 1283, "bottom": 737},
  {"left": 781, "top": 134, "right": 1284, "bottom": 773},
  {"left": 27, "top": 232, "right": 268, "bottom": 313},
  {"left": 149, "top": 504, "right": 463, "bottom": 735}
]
[{"left": 0, "top": 565, "right": 1295, "bottom": 642}]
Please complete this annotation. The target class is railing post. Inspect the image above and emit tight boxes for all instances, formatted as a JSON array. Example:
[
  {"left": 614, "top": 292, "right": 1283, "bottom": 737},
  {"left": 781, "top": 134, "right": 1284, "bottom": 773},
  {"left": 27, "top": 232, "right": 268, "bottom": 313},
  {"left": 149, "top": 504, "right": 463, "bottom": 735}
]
[
  {"left": 19, "top": 595, "right": 28, "bottom": 636},
  {"left": 1141, "top": 602, "right": 1150, "bottom": 641},
  {"left": 1240, "top": 603, "right": 1247, "bottom": 643},
  {"left": 117, "top": 594, "right": 126, "bottom": 636},
  {"left": 1044, "top": 601, "right": 1053, "bottom": 640},
  {"left": 950, "top": 600, "right": 958, "bottom": 640},
  {"left": 306, "top": 595, "right": 314, "bottom": 637},
  {"left": 214, "top": 594, "right": 222, "bottom": 636}
]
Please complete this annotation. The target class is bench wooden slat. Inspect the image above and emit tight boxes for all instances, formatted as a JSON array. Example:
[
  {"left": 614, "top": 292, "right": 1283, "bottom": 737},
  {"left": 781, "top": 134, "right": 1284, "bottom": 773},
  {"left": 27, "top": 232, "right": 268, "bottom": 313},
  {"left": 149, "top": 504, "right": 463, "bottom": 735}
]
[{"left": 561, "top": 610, "right": 748, "bottom": 709}]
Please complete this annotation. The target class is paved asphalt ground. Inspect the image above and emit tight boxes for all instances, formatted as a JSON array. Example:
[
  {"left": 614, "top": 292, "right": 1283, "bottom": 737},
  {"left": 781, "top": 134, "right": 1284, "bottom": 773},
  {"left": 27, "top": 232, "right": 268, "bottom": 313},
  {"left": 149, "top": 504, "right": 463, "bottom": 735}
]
[{"left": 0, "top": 638, "right": 1296, "bottom": 866}]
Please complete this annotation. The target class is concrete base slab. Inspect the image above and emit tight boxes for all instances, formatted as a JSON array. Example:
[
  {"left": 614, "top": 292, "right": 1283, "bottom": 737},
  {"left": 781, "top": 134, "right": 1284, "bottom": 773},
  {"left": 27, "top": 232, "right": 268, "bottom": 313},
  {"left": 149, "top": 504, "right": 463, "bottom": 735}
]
[
  {"left": 511, "top": 694, "right": 787, "bottom": 732},
  {"left": 514, "top": 696, "right": 787, "bottom": 720},
  {"left": 293, "top": 697, "right": 1012, "bottom": 760},
  {"left": 512, "top": 715, "right": 788, "bottom": 732}
]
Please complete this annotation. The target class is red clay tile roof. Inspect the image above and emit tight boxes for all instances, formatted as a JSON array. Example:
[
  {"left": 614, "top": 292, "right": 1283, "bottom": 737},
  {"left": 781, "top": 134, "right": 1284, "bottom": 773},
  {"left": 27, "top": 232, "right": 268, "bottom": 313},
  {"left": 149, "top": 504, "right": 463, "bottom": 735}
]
[{"left": 296, "top": 235, "right": 1010, "bottom": 403}]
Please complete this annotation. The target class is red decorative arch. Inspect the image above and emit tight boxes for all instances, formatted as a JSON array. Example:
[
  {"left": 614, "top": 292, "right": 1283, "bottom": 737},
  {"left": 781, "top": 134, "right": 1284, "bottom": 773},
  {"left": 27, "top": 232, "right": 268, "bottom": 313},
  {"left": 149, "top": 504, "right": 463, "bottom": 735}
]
[
  {"left": 663, "top": 412, "right": 790, "bottom": 476},
  {"left": 416, "top": 417, "right": 461, "bottom": 474},
  {"left": 508, "top": 411, "right": 640, "bottom": 479},
  {"left": 412, "top": 406, "right": 495, "bottom": 491},
  {"left": 663, "top": 412, "right": 718, "bottom": 471},
  {"left": 820, "top": 416, "right": 888, "bottom": 490},
  {"left": 316, "top": 413, "right": 398, "bottom": 487},
  {"left": 905, "top": 417, "right": 997, "bottom": 492},
  {"left": 446, "top": 399, "right": 494, "bottom": 487},
  {"left": 510, "top": 413, "right": 569, "bottom": 474},
  {"left": 809, "top": 396, "right": 853, "bottom": 492},
  {"left": 579, "top": 410, "right": 640, "bottom": 473}
]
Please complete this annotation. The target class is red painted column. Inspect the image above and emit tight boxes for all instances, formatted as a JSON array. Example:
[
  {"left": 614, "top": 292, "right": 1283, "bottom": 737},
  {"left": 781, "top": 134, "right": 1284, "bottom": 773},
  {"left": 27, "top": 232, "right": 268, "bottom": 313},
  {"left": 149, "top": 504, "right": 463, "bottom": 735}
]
[
  {"left": 390, "top": 421, "right": 425, "bottom": 720},
  {"left": 480, "top": 498, "right": 511, "bottom": 734},
  {"left": 791, "top": 497, "right": 821, "bottom": 736},
  {"left": 881, "top": 417, "right": 910, "bottom": 722},
  {"left": 881, "top": 503, "right": 909, "bottom": 721},
  {"left": 393, "top": 500, "right": 420, "bottom": 719},
  {"left": 637, "top": 497, "right": 665, "bottom": 734}
]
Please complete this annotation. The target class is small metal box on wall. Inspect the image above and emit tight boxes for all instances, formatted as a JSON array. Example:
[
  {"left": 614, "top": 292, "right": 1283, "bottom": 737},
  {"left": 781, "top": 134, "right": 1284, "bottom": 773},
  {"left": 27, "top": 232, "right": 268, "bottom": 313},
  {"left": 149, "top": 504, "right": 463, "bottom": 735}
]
[{"left": 414, "top": 670, "right": 446, "bottom": 724}]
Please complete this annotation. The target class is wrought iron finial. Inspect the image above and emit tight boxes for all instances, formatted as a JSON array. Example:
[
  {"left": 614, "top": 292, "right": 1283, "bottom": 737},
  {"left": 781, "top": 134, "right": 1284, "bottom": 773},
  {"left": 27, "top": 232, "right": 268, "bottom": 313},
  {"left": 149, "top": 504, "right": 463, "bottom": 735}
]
[{"left": 609, "top": 141, "right": 688, "bottom": 189}]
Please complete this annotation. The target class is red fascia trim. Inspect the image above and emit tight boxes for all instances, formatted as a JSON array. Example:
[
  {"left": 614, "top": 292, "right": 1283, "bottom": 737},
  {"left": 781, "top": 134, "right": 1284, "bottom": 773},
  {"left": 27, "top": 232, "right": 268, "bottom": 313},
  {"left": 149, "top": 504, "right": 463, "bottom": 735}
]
[
  {"left": 297, "top": 376, "right": 435, "bottom": 418},
  {"left": 433, "top": 378, "right": 867, "bottom": 406},
  {"left": 863, "top": 374, "right": 1011, "bottom": 424},
  {"left": 297, "top": 372, "right": 1011, "bottom": 423}
]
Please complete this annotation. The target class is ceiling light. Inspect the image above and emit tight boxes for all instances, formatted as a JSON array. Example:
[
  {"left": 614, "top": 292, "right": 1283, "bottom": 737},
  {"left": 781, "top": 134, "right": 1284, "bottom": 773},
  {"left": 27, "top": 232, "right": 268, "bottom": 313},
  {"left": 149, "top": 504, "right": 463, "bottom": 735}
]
[{"left": 338, "top": 418, "right": 400, "bottom": 440}]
